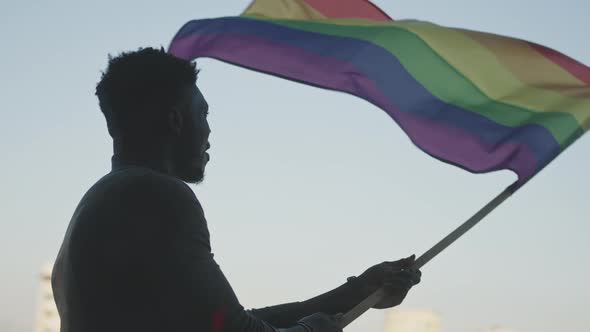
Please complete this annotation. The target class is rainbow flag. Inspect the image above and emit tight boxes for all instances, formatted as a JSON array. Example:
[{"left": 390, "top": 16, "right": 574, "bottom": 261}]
[{"left": 169, "top": 0, "right": 590, "bottom": 187}]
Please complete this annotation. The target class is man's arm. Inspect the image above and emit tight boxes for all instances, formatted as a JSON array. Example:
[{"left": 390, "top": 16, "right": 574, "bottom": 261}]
[
  {"left": 129, "top": 172, "right": 341, "bottom": 332},
  {"left": 250, "top": 259, "right": 421, "bottom": 328}
]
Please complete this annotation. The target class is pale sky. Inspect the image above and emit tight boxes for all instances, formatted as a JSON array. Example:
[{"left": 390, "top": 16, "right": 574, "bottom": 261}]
[{"left": 1, "top": 1, "right": 589, "bottom": 332}]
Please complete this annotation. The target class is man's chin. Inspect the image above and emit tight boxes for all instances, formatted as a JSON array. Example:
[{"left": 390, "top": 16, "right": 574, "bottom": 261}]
[{"left": 177, "top": 156, "right": 208, "bottom": 183}]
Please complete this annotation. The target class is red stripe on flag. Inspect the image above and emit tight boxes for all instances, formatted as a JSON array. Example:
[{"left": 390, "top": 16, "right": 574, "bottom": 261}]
[
  {"left": 303, "top": 0, "right": 393, "bottom": 21},
  {"left": 528, "top": 42, "right": 590, "bottom": 85}
]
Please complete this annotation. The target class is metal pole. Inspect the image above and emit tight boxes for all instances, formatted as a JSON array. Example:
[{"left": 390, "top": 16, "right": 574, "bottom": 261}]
[{"left": 340, "top": 182, "right": 518, "bottom": 328}]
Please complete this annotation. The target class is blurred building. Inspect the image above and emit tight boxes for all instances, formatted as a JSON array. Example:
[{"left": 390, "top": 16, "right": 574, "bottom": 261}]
[
  {"left": 384, "top": 309, "right": 441, "bottom": 332},
  {"left": 34, "top": 263, "right": 60, "bottom": 332}
]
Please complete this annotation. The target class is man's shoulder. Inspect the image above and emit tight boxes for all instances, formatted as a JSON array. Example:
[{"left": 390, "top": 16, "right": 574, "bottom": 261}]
[
  {"left": 94, "top": 166, "right": 197, "bottom": 202},
  {"left": 74, "top": 166, "right": 203, "bottom": 225},
  {"left": 63, "top": 167, "right": 208, "bottom": 267},
  {"left": 74, "top": 166, "right": 205, "bottom": 236}
]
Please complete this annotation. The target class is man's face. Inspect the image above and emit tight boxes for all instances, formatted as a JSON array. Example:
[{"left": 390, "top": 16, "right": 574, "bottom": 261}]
[{"left": 174, "top": 85, "right": 210, "bottom": 183}]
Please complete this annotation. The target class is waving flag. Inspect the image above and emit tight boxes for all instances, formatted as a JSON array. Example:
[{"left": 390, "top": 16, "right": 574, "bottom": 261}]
[{"left": 169, "top": 0, "right": 590, "bottom": 187}]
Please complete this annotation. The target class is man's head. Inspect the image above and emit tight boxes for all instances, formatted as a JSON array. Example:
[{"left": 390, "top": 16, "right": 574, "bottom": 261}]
[{"left": 96, "top": 47, "right": 210, "bottom": 183}]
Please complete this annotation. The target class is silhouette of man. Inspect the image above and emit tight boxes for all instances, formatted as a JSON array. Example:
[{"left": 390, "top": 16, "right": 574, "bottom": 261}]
[{"left": 52, "top": 48, "right": 421, "bottom": 332}]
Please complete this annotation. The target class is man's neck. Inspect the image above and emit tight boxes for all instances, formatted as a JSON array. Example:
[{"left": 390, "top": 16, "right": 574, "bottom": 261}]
[{"left": 111, "top": 138, "right": 174, "bottom": 175}]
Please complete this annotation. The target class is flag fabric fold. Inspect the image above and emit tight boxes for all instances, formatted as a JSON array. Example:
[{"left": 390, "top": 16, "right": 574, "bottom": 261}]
[{"left": 169, "top": 0, "right": 590, "bottom": 187}]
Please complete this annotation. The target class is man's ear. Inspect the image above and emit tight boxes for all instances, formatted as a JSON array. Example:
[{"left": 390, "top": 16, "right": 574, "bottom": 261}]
[{"left": 167, "top": 107, "right": 183, "bottom": 136}]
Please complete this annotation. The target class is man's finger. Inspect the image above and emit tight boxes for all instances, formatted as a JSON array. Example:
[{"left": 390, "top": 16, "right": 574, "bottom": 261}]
[
  {"left": 400, "top": 255, "right": 416, "bottom": 268},
  {"left": 390, "top": 269, "right": 420, "bottom": 280},
  {"left": 384, "top": 282, "right": 413, "bottom": 294},
  {"left": 385, "top": 276, "right": 415, "bottom": 288},
  {"left": 382, "top": 259, "right": 412, "bottom": 273},
  {"left": 386, "top": 271, "right": 421, "bottom": 286},
  {"left": 404, "top": 268, "right": 421, "bottom": 275},
  {"left": 385, "top": 255, "right": 416, "bottom": 270},
  {"left": 399, "top": 269, "right": 421, "bottom": 279}
]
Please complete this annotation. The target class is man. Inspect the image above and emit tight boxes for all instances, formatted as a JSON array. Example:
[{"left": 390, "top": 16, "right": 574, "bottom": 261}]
[{"left": 52, "top": 48, "right": 421, "bottom": 332}]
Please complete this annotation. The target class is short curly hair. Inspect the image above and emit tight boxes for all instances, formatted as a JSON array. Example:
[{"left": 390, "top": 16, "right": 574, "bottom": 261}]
[{"left": 96, "top": 47, "right": 199, "bottom": 139}]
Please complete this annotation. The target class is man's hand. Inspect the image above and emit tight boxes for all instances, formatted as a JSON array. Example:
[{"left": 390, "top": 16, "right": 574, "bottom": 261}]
[{"left": 355, "top": 255, "right": 421, "bottom": 309}]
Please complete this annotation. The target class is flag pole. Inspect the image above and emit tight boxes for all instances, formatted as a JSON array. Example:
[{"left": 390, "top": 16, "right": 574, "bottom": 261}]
[{"left": 340, "top": 181, "right": 519, "bottom": 328}]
